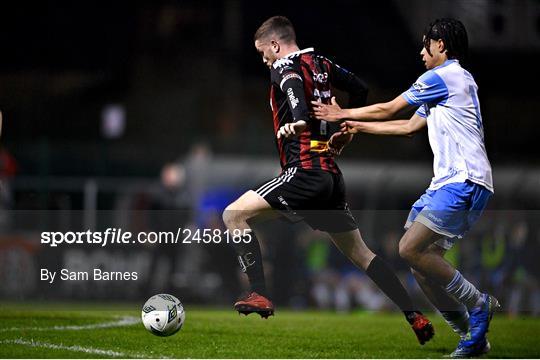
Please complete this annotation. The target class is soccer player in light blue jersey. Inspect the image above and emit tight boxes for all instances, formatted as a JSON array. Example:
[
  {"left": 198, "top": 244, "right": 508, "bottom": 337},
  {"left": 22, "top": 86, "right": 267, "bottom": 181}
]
[{"left": 312, "top": 18, "right": 499, "bottom": 357}]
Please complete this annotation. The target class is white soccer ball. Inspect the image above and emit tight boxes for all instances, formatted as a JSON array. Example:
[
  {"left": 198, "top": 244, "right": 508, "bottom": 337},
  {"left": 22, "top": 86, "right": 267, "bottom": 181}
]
[{"left": 141, "top": 294, "right": 185, "bottom": 336}]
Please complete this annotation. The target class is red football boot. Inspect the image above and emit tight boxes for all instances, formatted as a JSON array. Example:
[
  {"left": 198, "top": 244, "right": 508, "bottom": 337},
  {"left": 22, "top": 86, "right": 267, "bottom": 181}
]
[
  {"left": 411, "top": 312, "right": 435, "bottom": 345},
  {"left": 234, "top": 292, "right": 275, "bottom": 319}
]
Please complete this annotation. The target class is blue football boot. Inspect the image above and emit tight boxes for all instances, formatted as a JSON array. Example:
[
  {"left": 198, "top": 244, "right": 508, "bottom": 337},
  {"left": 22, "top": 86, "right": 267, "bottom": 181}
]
[
  {"left": 450, "top": 294, "right": 500, "bottom": 358},
  {"left": 469, "top": 294, "right": 500, "bottom": 344},
  {"left": 450, "top": 335, "right": 491, "bottom": 358}
]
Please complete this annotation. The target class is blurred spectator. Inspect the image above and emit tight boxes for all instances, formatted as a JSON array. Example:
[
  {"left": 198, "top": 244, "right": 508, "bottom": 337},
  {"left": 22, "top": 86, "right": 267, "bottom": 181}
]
[
  {"left": 0, "top": 146, "right": 17, "bottom": 219},
  {"left": 0, "top": 146, "right": 17, "bottom": 178},
  {"left": 155, "top": 162, "right": 190, "bottom": 210},
  {"left": 480, "top": 221, "right": 507, "bottom": 295},
  {"left": 506, "top": 220, "right": 540, "bottom": 316},
  {"left": 302, "top": 229, "right": 392, "bottom": 312},
  {"left": 184, "top": 142, "right": 212, "bottom": 210},
  {"left": 151, "top": 141, "right": 212, "bottom": 212}
]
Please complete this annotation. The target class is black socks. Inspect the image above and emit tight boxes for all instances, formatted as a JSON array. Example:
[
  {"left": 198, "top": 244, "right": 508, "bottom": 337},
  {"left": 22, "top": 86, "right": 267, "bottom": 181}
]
[
  {"left": 231, "top": 230, "right": 267, "bottom": 296},
  {"left": 366, "top": 256, "right": 418, "bottom": 323}
]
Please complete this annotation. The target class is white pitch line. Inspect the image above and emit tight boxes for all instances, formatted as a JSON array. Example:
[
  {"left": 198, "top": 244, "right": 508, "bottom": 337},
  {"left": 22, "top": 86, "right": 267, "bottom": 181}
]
[
  {"left": 0, "top": 316, "right": 139, "bottom": 332},
  {"left": 1, "top": 338, "right": 145, "bottom": 358}
]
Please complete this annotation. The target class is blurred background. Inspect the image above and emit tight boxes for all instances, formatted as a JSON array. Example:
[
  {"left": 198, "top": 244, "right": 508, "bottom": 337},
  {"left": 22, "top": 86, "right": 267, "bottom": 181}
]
[{"left": 0, "top": 0, "right": 539, "bottom": 315}]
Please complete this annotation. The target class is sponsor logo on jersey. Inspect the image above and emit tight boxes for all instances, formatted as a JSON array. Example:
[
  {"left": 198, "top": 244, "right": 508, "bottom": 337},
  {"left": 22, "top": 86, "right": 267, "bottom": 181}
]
[
  {"left": 310, "top": 140, "right": 329, "bottom": 153},
  {"left": 287, "top": 88, "right": 299, "bottom": 109},
  {"left": 313, "top": 89, "right": 331, "bottom": 99}
]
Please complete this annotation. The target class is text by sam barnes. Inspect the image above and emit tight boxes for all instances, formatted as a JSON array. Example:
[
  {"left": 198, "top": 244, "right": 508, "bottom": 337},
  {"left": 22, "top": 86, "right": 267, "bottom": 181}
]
[{"left": 40, "top": 268, "right": 138, "bottom": 283}]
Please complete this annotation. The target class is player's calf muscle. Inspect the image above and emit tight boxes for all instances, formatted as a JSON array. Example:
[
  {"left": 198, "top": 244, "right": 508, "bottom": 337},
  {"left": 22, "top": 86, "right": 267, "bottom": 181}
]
[{"left": 329, "top": 230, "right": 375, "bottom": 270}]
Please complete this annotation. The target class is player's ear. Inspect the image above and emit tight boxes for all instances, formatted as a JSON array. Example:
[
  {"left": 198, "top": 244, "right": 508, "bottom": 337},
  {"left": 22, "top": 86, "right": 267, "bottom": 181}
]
[
  {"left": 437, "top": 39, "right": 446, "bottom": 54},
  {"left": 270, "top": 40, "right": 280, "bottom": 54}
]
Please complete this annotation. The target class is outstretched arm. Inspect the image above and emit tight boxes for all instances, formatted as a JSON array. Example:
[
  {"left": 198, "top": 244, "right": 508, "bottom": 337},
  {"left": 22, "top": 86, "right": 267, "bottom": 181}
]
[
  {"left": 312, "top": 95, "right": 414, "bottom": 122},
  {"left": 327, "top": 131, "right": 353, "bottom": 155},
  {"left": 342, "top": 113, "right": 427, "bottom": 137}
]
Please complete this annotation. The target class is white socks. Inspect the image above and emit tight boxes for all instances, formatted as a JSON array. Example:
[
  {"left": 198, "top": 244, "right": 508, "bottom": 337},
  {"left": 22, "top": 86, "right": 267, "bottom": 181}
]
[
  {"left": 440, "top": 308, "right": 470, "bottom": 337},
  {"left": 445, "top": 270, "right": 484, "bottom": 310}
]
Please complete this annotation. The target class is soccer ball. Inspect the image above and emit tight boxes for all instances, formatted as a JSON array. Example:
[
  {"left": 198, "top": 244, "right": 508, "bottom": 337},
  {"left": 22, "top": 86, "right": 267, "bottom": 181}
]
[{"left": 141, "top": 294, "right": 185, "bottom": 336}]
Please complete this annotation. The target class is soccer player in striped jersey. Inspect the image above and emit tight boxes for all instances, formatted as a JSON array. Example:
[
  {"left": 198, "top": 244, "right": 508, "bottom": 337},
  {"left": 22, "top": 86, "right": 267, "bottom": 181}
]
[
  {"left": 222, "top": 16, "right": 434, "bottom": 345},
  {"left": 313, "top": 18, "right": 498, "bottom": 357}
]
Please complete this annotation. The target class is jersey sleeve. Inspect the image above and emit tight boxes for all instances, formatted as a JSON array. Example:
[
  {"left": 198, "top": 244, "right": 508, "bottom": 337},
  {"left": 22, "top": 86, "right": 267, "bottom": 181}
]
[
  {"left": 271, "top": 60, "right": 310, "bottom": 122},
  {"left": 329, "top": 61, "right": 368, "bottom": 107},
  {"left": 402, "top": 70, "right": 449, "bottom": 106},
  {"left": 415, "top": 104, "right": 427, "bottom": 118}
]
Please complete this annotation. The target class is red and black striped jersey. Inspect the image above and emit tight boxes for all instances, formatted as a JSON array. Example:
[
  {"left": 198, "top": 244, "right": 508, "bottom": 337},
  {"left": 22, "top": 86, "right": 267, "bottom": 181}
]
[{"left": 268, "top": 48, "right": 368, "bottom": 173}]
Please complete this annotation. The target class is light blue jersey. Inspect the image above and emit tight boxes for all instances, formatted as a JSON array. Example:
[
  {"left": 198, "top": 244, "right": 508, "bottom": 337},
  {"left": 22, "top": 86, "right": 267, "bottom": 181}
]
[{"left": 402, "top": 59, "right": 494, "bottom": 193}]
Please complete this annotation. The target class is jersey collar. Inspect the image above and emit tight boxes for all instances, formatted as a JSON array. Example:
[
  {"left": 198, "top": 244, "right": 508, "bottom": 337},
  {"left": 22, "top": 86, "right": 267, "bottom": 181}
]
[
  {"left": 284, "top": 47, "right": 314, "bottom": 58},
  {"left": 272, "top": 48, "right": 314, "bottom": 69},
  {"left": 434, "top": 59, "right": 459, "bottom": 70}
]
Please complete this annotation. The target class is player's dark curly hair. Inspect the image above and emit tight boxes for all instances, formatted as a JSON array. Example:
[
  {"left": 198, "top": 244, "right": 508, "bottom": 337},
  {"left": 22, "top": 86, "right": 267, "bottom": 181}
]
[
  {"left": 254, "top": 16, "right": 296, "bottom": 44},
  {"left": 423, "top": 18, "right": 468, "bottom": 61}
]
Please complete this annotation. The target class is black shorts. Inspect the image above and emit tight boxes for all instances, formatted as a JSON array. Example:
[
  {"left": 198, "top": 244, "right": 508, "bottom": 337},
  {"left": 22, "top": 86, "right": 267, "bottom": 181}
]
[{"left": 252, "top": 167, "right": 358, "bottom": 233}]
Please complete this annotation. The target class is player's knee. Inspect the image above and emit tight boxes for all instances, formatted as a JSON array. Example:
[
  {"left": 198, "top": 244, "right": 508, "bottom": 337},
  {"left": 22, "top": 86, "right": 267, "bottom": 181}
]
[
  {"left": 222, "top": 203, "right": 240, "bottom": 229},
  {"left": 398, "top": 237, "right": 417, "bottom": 264},
  {"left": 222, "top": 202, "right": 251, "bottom": 230}
]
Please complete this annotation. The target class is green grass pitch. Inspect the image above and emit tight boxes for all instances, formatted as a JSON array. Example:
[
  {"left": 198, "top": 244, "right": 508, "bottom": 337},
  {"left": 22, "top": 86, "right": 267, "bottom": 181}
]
[{"left": 1, "top": 303, "right": 539, "bottom": 358}]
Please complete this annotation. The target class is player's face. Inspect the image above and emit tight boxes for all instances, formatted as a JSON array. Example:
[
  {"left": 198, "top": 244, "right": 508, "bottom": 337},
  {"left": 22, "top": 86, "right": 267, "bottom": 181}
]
[
  {"left": 420, "top": 38, "right": 446, "bottom": 69},
  {"left": 255, "top": 39, "right": 279, "bottom": 68}
]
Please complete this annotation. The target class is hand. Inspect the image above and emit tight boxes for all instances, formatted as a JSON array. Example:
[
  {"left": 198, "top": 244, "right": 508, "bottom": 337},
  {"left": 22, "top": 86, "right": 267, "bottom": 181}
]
[
  {"left": 277, "top": 120, "right": 307, "bottom": 139},
  {"left": 327, "top": 131, "right": 353, "bottom": 156},
  {"left": 311, "top": 97, "right": 345, "bottom": 122},
  {"left": 340, "top": 120, "right": 360, "bottom": 134}
]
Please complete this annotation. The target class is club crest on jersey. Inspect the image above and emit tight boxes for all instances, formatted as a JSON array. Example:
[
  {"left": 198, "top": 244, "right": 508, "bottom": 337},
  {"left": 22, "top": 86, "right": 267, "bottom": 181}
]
[
  {"left": 313, "top": 72, "right": 328, "bottom": 84},
  {"left": 287, "top": 88, "right": 299, "bottom": 109}
]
